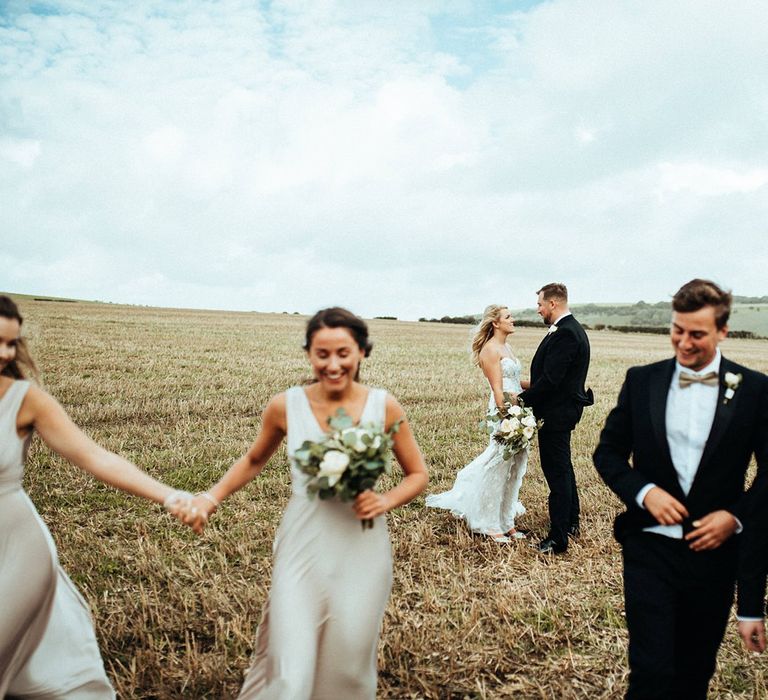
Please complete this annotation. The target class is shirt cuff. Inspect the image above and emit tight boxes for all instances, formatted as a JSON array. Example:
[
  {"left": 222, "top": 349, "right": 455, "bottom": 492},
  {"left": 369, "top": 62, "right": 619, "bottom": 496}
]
[
  {"left": 636, "top": 483, "right": 656, "bottom": 509},
  {"left": 733, "top": 516, "right": 744, "bottom": 534},
  {"left": 737, "top": 616, "right": 763, "bottom": 622}
]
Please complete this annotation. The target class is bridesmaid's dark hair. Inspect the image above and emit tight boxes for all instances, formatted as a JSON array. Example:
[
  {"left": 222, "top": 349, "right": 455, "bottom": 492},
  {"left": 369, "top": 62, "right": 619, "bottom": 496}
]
[
  {"left": 0, "top": 295, "right": 38, "bottom": 380},
  {"left": 304, "top": 307, "right": 373, "bottom": 356},
  {"left": 304, "top": 308, "right": 372, "bottom": 381}
]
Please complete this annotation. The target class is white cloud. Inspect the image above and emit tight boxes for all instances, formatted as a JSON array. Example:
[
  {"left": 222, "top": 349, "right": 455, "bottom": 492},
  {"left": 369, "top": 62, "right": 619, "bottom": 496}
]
[
  {"left": 659, "top": 162, "right": 768, "bottom": 197},
  {"left": 0, "top": 138, "right": 41, "bottom": 168},
  {"left": 2, "top": 0, "right": 768, "bottom": 318},
  {"left": 143, "top": 126, "right": 187, "bottom": 164}
]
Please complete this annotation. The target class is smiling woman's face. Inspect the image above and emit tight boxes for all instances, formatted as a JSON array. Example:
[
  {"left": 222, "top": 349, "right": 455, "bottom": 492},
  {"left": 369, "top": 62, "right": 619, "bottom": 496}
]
[{"left": 307, "top": 326, "right": 364, "bottom": 392}]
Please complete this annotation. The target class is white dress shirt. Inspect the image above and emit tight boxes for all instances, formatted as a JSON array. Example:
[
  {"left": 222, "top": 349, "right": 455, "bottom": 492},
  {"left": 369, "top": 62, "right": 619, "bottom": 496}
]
[{"left": 636, "top": 350, "right": 721, "bottom": 539}]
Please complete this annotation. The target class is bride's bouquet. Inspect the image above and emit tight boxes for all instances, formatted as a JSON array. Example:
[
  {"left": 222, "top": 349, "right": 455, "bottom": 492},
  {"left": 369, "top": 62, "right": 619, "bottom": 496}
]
[
  {"left": 294, "top": 409, "right": 401, "bottom": 529},
  {"left": 482, "top": 393, "right": 542, "bottom": 460}
]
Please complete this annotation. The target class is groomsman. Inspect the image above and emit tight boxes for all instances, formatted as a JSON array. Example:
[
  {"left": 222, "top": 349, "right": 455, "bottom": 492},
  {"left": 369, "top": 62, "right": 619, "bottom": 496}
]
[
  {"left": 518, "top": 282, "right": 593, "bottom": 554},
  {"left": 594, "top": 279, "right": 768, "bottom": 698}
]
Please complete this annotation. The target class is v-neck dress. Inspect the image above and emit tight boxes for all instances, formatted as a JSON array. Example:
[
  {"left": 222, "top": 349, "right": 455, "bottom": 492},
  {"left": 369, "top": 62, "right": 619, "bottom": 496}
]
[{"left": 238, "top": 386, "right": 393, "bottom": 699}]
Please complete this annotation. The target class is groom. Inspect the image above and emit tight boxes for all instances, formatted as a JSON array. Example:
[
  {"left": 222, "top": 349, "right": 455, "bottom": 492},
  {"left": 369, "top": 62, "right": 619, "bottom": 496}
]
[
  {"left": 593, "top": 279, "right": 768, "bottom": 698},
  {"left": 517, "top": 282, "right": 592, "bottom": 555}
]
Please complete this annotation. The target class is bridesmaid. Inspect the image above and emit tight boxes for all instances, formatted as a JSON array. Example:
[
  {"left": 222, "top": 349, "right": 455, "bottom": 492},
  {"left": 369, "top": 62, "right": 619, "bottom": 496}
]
[
  {"left": 182, "top": 307, "right": 428, "bottom": 699},
  {"left": 0, "top": 295, "right": 190, "bottom": 698}
]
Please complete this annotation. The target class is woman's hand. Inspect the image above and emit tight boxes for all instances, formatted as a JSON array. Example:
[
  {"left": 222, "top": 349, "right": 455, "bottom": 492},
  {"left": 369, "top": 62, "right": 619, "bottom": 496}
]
[
  {"left": 177, "top": 494, "right": 218, "bottom": 534},
  {"left": 353, "top": 490, "right": 392, "bottom": 521}
]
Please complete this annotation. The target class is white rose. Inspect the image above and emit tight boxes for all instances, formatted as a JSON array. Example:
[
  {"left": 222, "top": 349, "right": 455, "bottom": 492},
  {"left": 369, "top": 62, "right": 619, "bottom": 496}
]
[
  {"left": 523, "top": 426, "right": 534, "bottom": 439},
  {"left": 499, "top": 418, "right": 513, "bottom": 434},
  {"left": 509, "top": 405, "right": 522, "bottom": 416},
  {"left": 318, "top": 450, "right": 350, "bottom": 486},
  {"left": 522, "top": 415, "right": 537, "bottom": 428},
  {"left": 510, "top": 418, "right": 521, "bottom": 430},
  {"left": 724, "top": 371, "right": 741, "bottom": 387},
  {"left": 342, "top": 428, "right": 368, "bottom": 453}
]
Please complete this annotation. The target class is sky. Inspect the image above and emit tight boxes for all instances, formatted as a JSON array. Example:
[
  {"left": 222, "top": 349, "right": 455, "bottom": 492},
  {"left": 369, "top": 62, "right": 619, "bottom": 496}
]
[{"left": 2, "top": 0, "right": 767, "bottom": 319}]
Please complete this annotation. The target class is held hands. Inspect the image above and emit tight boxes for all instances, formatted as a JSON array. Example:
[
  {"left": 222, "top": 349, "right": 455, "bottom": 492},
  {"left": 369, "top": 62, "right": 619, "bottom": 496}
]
[
  {"left": 180, "top": 494, "right": 219, "bottom": 534},
  {"left": 353, "top": 490, "right": 392, "bottom": 522},
  {"left": 163, "top": 490, "right": 193, "bottom": 518},
  {"left": 739, "top": 620, "right": 766, "bottom": 653},
  {"left": 163, "top": 490, "right": 218, "bottom": 534}
]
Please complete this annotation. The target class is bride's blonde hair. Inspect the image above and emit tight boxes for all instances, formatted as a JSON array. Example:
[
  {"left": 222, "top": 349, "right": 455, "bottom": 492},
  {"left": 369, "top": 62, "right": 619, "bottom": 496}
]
[{"left": 471, "top": 304, "right": 507, "bottom": 367}]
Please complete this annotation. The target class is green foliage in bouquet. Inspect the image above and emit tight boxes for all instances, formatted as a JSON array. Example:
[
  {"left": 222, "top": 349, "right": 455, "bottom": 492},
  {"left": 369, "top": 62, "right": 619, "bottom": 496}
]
[
  {"left": 294, "top": 408, "right": 401, "bottom": 528},
  {"left": 480, "top": 392, "right": 543, "bottom": 460}
]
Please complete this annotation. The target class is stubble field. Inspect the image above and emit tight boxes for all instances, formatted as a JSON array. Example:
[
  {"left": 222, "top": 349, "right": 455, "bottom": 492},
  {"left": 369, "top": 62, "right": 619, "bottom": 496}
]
[{"left": 17, "top": 299, "right": 768, "bottom": 698}]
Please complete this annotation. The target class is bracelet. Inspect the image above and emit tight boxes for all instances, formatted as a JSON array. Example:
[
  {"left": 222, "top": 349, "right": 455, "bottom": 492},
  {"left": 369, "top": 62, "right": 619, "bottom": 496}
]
[
  {"left": 163, "top": 490, "right": 193, "bottom": 511},
  {"left": 197, "top": 491, "right": 220, "bottom": 509}
]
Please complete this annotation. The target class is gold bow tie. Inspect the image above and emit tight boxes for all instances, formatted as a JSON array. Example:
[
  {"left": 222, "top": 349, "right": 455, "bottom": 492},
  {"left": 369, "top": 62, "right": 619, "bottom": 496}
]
[{"left": 679, "top": 371, "right": 719, "bottom": 388}]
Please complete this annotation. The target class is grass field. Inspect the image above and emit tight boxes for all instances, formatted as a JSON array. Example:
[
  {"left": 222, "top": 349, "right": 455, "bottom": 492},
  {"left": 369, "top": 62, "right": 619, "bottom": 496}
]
[{"left": 14, "top": 298, "right": 768, "bottom": 698}]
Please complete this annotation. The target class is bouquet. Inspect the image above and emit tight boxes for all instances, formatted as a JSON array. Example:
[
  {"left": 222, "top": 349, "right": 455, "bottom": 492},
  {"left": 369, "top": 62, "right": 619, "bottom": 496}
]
[
  {"left": 294, "top": 408, "right": 401, "bottom": 529},
  {"left": 481, "top": 393, "right": 542, "bottom": 460}
]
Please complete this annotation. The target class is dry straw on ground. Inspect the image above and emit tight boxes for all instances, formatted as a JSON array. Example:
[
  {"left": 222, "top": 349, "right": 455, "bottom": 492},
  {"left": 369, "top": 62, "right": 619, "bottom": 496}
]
[{"left": 18, "top": 300, "right": 768, "bottom": 699}]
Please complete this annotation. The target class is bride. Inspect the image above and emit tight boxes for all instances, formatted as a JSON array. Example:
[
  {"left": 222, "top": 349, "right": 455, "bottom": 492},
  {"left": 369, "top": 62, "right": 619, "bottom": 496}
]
[{"left": 427, "top": 304, "right": 530, "bottom": 542}]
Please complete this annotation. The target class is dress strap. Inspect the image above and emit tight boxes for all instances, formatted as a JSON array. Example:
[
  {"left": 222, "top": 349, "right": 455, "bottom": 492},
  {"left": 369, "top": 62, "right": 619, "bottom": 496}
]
[
  {"left": 284, "top": 386, "right": 304, "bottom": 438},
  {"left": 366, "top": 388, "right": 388, "bottom": 428}
]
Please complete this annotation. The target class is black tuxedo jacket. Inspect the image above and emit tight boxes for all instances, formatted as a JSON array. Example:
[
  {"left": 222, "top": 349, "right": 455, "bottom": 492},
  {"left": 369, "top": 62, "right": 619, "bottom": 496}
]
[
  {"left": 593, "top": 357, "right": 768, "bottom": 567},
  {"left": 518, "top": 314, "right": 593, "bottom": 431}
]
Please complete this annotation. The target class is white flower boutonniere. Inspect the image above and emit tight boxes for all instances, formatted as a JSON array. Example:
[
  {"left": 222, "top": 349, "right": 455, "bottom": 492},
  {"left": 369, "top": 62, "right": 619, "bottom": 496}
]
[
  {"left": 547, "top": 325, "right": 558, "bottom": 335},
  {"left": 723, "top": 372, "right": 742, "bottom": 404}
]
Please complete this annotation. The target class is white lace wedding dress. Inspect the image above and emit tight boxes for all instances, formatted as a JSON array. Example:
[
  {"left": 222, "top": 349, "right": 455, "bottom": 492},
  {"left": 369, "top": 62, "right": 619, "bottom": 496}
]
[{"left": 427, "top": 357, "right": 528, "bottom": 536}]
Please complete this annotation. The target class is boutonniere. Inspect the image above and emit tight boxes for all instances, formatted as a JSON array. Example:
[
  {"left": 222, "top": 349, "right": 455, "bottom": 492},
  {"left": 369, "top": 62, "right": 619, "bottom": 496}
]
[
  {"left": 547, "top": 325, "right": 558, "bottom": 335},
  {"left": 723, "top": 372, "right": 742, "bottom": 404}
]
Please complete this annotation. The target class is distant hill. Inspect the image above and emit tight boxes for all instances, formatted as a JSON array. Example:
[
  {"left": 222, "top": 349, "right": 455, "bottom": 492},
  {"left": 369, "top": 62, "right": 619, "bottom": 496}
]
[
  {"left": 418, "top": 299, "right": 768, "bottom": 338},
  {"left": 511, "top": 299, "right": 768, "bottom": 338}
]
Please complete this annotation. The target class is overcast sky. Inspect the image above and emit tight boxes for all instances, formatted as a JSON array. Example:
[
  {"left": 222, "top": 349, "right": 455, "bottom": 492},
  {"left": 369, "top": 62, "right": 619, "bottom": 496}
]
[{"left": 2, "top": 0, "right": 767, "bottom": 319}]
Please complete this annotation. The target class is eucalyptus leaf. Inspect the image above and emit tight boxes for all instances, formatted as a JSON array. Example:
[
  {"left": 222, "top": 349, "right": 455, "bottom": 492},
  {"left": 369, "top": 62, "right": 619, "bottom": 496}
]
[
  {"left": 329, "top": 408, "right": 354, "bottom": 430},
  {"left": 342, "top": 431, "right": 359, "bottom": 448}
]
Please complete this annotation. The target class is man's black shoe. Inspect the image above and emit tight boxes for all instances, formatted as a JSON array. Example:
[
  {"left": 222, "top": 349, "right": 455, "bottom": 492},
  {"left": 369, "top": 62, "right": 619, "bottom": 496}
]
[
  {"left": 537, "top": 537, "right": 567, "bottom": 555},
  {"left": 568, "top": 524, "right": 581, "bottom": 538}
]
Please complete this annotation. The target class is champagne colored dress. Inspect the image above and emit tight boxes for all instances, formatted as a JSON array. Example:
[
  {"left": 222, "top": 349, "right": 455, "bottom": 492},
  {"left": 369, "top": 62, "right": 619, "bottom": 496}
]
[
  {"left": 0, "top": 381, "right": 115, "bottom": 698},
  {"left": 426, "top": 357, "right": 528, "bottom": 534},
  {"left": 238, "top": 386, "right": 393, "bottom": 700}
]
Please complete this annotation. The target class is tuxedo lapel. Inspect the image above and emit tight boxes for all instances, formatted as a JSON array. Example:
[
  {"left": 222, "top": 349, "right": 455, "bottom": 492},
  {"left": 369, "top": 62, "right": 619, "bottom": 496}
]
[
  {"left": 695, "top": 358, "right": 739, "bottom": 477},
  {"left": 649, "top": 359, "right": 675, "bottom": 462},
  {"left": 529, "top": 328, "right": 551, "bottom": 376}
]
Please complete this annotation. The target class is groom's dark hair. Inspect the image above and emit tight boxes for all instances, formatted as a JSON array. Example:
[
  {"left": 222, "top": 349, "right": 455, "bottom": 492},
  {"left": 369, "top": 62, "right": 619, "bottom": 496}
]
[
  {"left": 537, "top": 283, "right": 568, "bottom": 302},
  {"left": 672, "top": 279, "right": 732, "bottom": 329}
]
